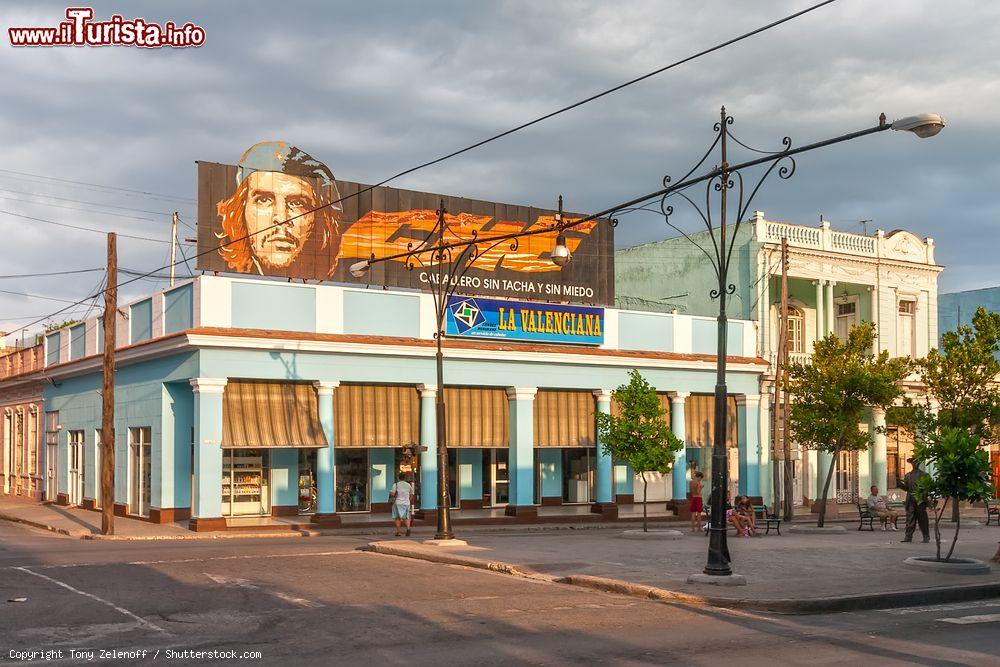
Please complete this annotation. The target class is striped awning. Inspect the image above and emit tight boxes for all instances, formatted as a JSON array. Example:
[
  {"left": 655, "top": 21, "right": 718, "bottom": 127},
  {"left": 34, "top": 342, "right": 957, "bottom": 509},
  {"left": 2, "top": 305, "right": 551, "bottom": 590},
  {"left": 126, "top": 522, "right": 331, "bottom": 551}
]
[{"left": 222, "top": 381, "right": 328, "bottom": 449}]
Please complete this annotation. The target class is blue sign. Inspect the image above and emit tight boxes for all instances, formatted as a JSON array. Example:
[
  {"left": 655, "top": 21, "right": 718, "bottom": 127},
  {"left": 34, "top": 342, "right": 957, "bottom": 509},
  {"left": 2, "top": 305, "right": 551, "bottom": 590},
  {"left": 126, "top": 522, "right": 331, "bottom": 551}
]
[{"left": 446, "top": 296, "right": 604, "bottom": 345}]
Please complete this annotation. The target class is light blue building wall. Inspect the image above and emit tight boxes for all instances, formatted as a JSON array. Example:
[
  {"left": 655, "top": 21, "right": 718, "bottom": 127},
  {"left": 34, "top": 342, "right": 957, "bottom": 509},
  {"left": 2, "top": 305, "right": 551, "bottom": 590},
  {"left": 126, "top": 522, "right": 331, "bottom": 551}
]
[
  {"left": 939, "top": 287, "right": 1000, "bottom": 358},
  {"left": 38, "top": 276, "right": 765, "bottom": 527}
]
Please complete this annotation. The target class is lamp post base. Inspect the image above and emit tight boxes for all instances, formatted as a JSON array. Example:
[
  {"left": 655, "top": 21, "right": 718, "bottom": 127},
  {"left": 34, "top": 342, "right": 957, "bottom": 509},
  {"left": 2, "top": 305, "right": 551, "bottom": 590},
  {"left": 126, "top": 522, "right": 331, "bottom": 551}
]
[{"left": 687, "top": 572, "right": 747, "bottom": 587}]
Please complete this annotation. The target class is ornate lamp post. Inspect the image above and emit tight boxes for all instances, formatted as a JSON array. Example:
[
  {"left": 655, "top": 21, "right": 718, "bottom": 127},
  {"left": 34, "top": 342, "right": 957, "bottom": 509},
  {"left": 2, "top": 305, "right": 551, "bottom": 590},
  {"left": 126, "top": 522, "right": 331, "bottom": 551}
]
[
  {"left": 350, "top": 200, "right": 570, "bottom": 540},
  {"left": 350, "top": 108, "right": 943, "bottom": 562},
  {"left": 625, "top": 108, "right": 944, "bottom": 578}
]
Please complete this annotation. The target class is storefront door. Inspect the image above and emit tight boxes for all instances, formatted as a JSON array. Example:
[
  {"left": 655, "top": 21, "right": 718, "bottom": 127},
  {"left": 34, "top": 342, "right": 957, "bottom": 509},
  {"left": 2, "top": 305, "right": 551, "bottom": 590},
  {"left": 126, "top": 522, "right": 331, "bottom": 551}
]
[
  {"left": 68, "top": 431, "right": 83, "bottom": 506},
  {"left": 834, "top": 450, "right": 858, "bottom": 503},
  {"left": 335, "top": 449, "right": 370, "bottom": 512},
  {"left": 222, "top": 449, "right": 271, "bottom": 517},
  {"left": 128, "top": 427, "right": 151, "bottom": 517},
  {"left": 562, "top": 448, "right": 594, "bottom": 503},
  {"left": 298, "top": 449, "right": 317, "bottom": 514},
  {"left": 45, "top": 443, "right": 57, "bottom": 501},
  {"left": 489, "top": 449, "right": 509, "bottom": 507}
]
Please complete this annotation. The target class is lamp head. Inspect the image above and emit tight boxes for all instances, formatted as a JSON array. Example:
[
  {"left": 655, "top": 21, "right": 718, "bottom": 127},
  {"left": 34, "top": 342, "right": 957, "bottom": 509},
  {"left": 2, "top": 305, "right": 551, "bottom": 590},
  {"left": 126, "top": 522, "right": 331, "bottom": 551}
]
[
  {"left": 551, "top": 233, "right": 571, "bottom": 267},
  {"left": 891, "top": 113, "right": 946, "bottom": 138},
  {"left": 348, "top": 259, "right": 371, "bottom": 278}
]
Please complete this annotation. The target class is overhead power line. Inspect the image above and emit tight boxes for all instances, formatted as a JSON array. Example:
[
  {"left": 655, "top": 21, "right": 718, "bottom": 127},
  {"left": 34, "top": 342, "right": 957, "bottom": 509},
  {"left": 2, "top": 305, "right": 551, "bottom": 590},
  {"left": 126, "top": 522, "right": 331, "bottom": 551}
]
[
  {"left": 0, "top": 168, "right": 195, "bottom": 203},
  {"left": 6, "top": 0, "right": 838, "bottom": 333},
  {"left": 0, "top": 267, "right": 104, "bottom": 280},
  {"left": 0, "top": 187, "right": 187, "bottom": 217},
  {"left": 0, "top": 210, "right": 170, "bottom": 244}
]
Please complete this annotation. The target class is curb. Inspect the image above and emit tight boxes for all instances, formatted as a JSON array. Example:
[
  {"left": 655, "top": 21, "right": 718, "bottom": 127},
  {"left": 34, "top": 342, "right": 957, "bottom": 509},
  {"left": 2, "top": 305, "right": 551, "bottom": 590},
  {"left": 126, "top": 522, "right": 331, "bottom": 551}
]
[
  {"left": 364, "top": 540, "right": 1000, "bottom": 614},
  {"left": 364, "top": 541, "right": 555, "bottom": 582},
  {"left": 0, "top": 512, "right": 79, "bottom": 538}
]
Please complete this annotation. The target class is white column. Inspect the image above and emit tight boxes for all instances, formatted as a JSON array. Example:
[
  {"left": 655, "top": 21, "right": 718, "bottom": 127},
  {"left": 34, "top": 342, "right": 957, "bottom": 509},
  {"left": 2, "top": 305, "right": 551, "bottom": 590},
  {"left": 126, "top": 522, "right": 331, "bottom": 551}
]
[
  {"left": 593, "top": 390, "right": 614, "bottom": 507},
  {"left": 417, "top": 384, "right": 438, "bottom": 512},
  {"left": 506, "top": 387, "right": 537, "bottom": 515},
  {"left": 668, "top": 392, "right": 689, "bottom": 500},
  {"left": 871, "top": 407, "right": 888, "bottom": 494},
  {"left": 189, "top": 378, "right": 227, "bottom": 531},
  {"left": 825, "top": 280, "right": 836, "bottom": 338},
  {"left": 814, "top": 280, "right": 825, "bottom": 343},
  {"left": 313, "top": 381, "right": 339, "bottom": 523},
  {"left": 758, "top": 391, "right": 772, "bottom": 505}
]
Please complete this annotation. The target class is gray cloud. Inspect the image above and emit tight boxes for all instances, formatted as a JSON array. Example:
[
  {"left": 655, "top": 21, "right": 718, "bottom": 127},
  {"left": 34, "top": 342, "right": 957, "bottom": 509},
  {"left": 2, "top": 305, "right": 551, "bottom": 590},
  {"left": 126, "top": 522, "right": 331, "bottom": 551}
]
[{"left": 1, "top": 0, "right": 996, "bottom": 337}]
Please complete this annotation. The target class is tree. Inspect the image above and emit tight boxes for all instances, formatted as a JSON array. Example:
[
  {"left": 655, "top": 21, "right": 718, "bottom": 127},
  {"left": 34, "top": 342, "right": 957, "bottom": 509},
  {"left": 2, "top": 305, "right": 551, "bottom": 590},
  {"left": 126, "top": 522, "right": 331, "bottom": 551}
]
[
  {"left": 787, "top": 322, "right": 910, "bottom": 527},
  {"left": 911, "top": 307, "right": 1000, "bottom": 521},
  {"left": 45, "top": 319, "right": 80, "bottom": 333},
  {"left": 595, "top": 369, "right": 683, "bottom": 532},
  {"left": 913, "top": 427, "right": 993, "bottom": 561}
]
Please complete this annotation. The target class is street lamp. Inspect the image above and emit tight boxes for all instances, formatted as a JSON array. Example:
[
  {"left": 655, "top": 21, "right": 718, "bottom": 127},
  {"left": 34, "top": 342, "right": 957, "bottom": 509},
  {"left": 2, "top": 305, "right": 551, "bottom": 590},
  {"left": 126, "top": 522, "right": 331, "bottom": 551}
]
[
  {"left": 891, "top": 113, "right": 946, "bottom": 138},
  {"left": 610, "top": 106, "right": 944, "bottom": 581},
  {"left": 347, "top": 200, "right": 569, "bottom": 541}
]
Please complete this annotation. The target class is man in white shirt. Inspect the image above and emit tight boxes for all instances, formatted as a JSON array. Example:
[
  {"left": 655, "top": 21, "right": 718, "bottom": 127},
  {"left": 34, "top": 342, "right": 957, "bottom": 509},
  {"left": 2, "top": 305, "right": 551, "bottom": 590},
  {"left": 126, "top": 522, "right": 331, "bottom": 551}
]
[
  {"left": 866, "top": 485, "right": 899, "bottom": 531},
  {"left": 390, "top": 472, "right": 414, "bottom": 537}
]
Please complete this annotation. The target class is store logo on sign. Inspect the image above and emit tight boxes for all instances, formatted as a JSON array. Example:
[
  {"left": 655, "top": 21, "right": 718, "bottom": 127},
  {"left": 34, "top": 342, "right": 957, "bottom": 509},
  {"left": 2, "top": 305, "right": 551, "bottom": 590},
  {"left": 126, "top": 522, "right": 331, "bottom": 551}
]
[{"left": 449, "top": 299, "right": 485, "bottom": 334}]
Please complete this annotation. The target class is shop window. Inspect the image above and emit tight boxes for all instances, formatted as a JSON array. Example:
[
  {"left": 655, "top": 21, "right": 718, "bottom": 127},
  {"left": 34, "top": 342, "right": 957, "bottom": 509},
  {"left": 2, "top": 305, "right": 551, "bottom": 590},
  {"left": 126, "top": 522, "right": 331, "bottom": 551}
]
[
  {"left": 222, "top": 448, "right": 271, "bottom": 517},
  {"left": 128, "top": 427, "right": 152, "bottom": 517}
]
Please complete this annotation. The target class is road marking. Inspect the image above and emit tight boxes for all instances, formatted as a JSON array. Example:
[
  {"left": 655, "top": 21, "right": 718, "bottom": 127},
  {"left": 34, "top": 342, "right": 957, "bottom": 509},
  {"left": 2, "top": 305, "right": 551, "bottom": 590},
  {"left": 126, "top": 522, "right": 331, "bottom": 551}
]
[
  {"left": 13, "top": 566, "right": 167, "bottom": 634},
  {"left": 889, "top": 600, "right": 1000, "bottom": 616},
  {"left": 205, "top": 572, "right": 322, "bottom": 608},
  {"left": 937, "top": 613, "right": 1000, "bottom": 625},
  {"left": 2, "top": 549, "right": 364, "bottom": 571}
]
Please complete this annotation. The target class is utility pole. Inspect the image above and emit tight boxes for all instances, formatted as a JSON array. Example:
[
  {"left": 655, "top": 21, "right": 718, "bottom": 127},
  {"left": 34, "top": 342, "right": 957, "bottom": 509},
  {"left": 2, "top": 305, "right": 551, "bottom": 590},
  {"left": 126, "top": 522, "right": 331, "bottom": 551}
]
[
  {"left": 770, "top": 239, "right": 788, "bottom": 517},
  {"left": 101, "top": 233, "right": 117, "bottom": 536},
  {"left": 779, "top": 238, "right": 794, "bottom": 521},
  {"left": 170, "top": 212, "right": 178, "bottom": 287}
]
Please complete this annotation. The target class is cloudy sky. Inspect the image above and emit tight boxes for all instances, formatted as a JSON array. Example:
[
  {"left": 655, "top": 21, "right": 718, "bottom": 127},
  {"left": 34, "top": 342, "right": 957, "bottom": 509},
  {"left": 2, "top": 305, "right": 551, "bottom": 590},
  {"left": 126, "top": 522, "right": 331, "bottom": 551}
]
[{"left": 1, "top": 0, "right": 996, "bottom": 340}]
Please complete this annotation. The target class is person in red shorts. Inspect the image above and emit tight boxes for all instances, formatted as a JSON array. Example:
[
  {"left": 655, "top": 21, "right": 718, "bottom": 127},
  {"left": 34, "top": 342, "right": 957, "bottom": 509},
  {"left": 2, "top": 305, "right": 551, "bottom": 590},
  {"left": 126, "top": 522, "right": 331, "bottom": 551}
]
[{"left": 689, "top": 471, "right": 705, "bottom": 534}]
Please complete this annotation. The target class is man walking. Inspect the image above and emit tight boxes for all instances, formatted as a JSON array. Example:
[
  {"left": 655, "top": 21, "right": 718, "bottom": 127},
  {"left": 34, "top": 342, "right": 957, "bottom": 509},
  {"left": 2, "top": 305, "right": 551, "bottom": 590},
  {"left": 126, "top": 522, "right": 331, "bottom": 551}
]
[
  {"left": 389, "top": 472, "right": 414, "bottom": 537},
  {"left": 898, "top": 456, "right": 930, "bottom": 543}
]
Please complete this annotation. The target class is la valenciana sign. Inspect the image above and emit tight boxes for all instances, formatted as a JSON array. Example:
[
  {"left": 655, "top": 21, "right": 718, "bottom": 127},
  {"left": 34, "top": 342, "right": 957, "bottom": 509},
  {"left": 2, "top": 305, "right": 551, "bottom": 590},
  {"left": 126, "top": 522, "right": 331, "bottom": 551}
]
[
  {"left": 445, "top": 296, "right": 604, "bottom": 345},
  {"left": 196, "top": 141, "right": 614, "bottom": 305}
]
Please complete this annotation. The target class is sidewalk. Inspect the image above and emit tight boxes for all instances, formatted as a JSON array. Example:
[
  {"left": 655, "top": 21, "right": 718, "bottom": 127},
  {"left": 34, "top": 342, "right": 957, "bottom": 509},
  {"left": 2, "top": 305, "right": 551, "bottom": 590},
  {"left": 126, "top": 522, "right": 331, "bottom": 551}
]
[{"left": 367, "top": 524, "right": 1000, "bottom": 613}]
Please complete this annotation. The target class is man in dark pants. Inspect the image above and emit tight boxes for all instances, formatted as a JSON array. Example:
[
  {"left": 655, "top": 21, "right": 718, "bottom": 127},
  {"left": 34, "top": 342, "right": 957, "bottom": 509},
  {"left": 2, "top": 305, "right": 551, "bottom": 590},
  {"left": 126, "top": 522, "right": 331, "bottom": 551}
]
[{"left": 898, "top": 456, "right": 930, "bottom": 543}]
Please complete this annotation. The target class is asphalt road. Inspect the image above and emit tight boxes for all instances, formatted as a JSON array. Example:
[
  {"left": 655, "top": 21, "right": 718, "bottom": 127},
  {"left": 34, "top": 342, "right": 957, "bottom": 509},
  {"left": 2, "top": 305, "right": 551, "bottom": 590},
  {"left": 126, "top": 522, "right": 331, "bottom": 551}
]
[{"left": 1, "top": 522, "right": 998, "bottom": 666}]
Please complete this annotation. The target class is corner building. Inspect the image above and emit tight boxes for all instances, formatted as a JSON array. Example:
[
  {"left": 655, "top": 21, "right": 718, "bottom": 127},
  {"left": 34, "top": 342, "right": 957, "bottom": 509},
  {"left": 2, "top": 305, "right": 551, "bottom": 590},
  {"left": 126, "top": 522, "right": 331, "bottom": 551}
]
[{"left": 33, "top": 276, "right": 766, "bottom": 529}]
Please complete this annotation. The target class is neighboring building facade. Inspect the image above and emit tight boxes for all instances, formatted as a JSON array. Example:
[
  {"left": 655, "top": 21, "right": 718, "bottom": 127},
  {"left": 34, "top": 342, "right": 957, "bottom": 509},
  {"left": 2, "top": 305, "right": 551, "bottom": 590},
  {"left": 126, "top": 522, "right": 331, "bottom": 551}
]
[
  {"left": 20, "top": 276, "right": 767, "bottom": 529},
  {"left": 938, "top": 285, "right": 1000, "bottom": 498},
  {"left": 617, "top": 211, "right": 943, "bottom": 509},
  {"left": 939, "top": 286, "right": 1000, "bottom": 357},
  {"left": 0, "top": 344, "right": 46, "bottom": 501}
]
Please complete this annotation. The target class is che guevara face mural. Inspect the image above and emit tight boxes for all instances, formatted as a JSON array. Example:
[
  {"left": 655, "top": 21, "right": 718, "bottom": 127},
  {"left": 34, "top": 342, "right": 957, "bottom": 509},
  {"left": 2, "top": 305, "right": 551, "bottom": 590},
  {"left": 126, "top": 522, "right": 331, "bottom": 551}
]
[
  {"left": 214, "top": 141, "right": 343, "bottom": 276},
  {"left": 197, "top": 141, "right": 614, "bottom": 304}
]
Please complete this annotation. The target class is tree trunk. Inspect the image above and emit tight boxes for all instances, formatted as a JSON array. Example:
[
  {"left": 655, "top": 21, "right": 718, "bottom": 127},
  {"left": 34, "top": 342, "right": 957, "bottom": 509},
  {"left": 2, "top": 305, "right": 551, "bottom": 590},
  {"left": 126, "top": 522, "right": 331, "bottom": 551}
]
[
  {"left": 992, "top": 543, "right": 1000, "bottom": 563},
  {"left": 643, "top": 478, "right": 648, "bottom": 533},
  {"left": 934, "top": 498, "right": 947, "bottom": 562},
  {"left": 951, "top": 496, "right": 960, "bottom": 523},
  {"left": 945, "top": 507, "right": 960, "bottom": 562},
  {"left": 817, "top": 447, "right": 839, "bottom": 528}
]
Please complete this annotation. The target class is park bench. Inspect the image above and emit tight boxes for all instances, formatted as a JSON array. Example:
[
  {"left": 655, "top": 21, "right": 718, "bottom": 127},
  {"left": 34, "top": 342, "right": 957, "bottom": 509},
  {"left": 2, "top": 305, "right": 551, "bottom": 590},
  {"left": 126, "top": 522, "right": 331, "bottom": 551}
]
[
  {"left": 752, "top": 504, "right": 782, "bottom": 535},
  {"left": 857, "top": 502, "right": 899, "bottom": 531},
  {"left": 986, "top": 498, "right": 999, "bottom": 526}
]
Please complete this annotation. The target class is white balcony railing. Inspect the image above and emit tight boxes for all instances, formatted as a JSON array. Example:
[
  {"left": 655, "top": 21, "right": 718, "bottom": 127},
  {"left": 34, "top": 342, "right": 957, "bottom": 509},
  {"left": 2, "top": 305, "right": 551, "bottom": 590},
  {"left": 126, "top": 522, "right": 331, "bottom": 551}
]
[{"left": 754, "top": 212, "right": 935, "bottom": 264}]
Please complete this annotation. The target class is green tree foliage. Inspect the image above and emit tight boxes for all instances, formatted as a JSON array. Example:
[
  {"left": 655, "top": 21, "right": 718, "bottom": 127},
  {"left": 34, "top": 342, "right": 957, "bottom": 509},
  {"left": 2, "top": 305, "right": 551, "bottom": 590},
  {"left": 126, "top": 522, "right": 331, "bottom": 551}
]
[
  {"left": 787, "top": 322, "right": 910, "bottom": 527},
  {"left": 43, "top": 319, "right": 81, "bottom": 333},
  {"left": 910, "top": 307, "right": 1000, "bottom": 523},
  {"left": 913, "top": 427, "right": 993, "bottom": 561},
  {"left": 595, "top": 369, "right": 683, "bottom": 532}
]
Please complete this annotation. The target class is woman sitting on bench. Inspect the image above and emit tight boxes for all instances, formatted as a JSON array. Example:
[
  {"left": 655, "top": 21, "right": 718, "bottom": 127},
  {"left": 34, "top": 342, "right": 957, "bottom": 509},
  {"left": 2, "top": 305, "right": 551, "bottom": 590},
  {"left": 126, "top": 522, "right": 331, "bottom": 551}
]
[{"left": 726, "top": 492, "right": 751, "bottom": 537}]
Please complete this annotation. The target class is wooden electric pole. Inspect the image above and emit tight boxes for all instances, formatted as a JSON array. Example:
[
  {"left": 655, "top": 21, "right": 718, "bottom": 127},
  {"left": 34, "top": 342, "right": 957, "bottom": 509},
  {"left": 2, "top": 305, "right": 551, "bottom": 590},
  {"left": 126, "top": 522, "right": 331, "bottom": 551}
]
[
  {"left": 779, "top": 238, "right": 794, "bottom": 521},
  {"left": 770, "top": 239, "right": 788, "bottom": 517},
  {"left": 100, "top": 232, "right": 117, "bottom": 536},
  {"left": 169, "top": 212, "right": 178, "bottom": 287}
]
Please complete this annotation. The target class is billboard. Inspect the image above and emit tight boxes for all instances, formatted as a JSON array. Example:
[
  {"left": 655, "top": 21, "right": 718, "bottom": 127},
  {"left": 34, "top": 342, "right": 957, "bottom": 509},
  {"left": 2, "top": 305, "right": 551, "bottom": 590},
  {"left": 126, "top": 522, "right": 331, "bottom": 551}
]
[
  {"left": 196, "top": 141, "right": 614, "bottom": 305},
  {"left": 445, "top": 296, "right": 604, "bottom": 345}
]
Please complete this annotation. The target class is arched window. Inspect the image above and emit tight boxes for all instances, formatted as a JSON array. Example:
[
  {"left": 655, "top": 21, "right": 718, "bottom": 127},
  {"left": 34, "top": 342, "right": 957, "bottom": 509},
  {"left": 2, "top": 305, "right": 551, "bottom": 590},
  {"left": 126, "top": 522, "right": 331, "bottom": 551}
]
[{"left": 787, "top": 307, "right": 804, "bottom": 353}]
